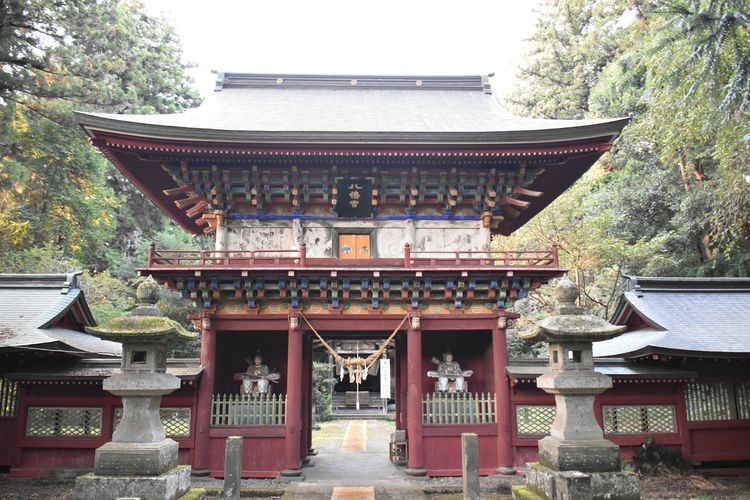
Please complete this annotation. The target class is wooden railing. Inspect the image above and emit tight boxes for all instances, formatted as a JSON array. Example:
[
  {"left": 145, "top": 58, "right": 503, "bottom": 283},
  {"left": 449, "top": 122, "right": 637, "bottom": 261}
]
[
  {"left": 147, "top": 244, "right": 559, "bottom": 270},
  {"left": 211, "top": 393, "right": 286, "bottom": 426},
  {"left": 422, "top": 392, "right": 497, "bottom": 425}
]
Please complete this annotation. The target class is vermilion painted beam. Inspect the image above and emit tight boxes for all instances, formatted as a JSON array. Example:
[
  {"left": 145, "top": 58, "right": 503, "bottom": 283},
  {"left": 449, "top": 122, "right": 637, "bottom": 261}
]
[
  {"left": 503, "top": 206, "right": 521, "bottom": 219},
  {"left": 96, "top": 132, "right": 614, "bottom": 158},
  {"left": 186, "top": 201, "right": 208, "bottom": 218},
  {"left": 501, "top": 196, "right": 531, "bottom": 209},
  {"left": 174, "top": 195, "right": 204, "bottom": 209},
  {"left": 163, "top": 185, "right": 195, "bottom": 196},
  {"left": 512, "top": 186, "right": 543, "bottom": 198}
]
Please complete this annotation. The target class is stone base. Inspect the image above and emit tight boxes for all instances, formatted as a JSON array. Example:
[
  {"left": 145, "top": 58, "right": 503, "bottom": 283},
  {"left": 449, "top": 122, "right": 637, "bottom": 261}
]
[
  {"left": 538, "top": 436, "right": 620, "bottom": 472},
  {"left": 512, "top": 462, "right": 640, "bottom": 500},
  {"left": 278, "top": 469, "right": 305, "bottom": 482},
  {"left": 404, "top": 467, "right": 427, "bottom": 477},
  {"left": 75, "top": 464, "right": 191, "bottom": 500},
  {"left": 497, "top": 466, "right": 517, "bottom": 475},
  {"left": 95, "top": 439, "right": 178, "bottom": 476}
]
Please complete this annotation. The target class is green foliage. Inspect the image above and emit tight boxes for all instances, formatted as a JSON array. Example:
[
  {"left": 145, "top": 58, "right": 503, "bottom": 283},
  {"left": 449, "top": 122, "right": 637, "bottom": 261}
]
[
  {"left": 508, "top": 0, "right": 637, "bottom": 118},
  {"left": 0, "top": 0, "right": 200, "bottom": 273},
  {"left": 633, "top": 438, "right": 692, "bottom": 475},
  {"left": 0, "top": 1, "right": 204, "bottom": 352},
  {"left": 313, "top": 362, "right": 336, "bottom": 422},
  {"left": 504, "top": 0, "right": 750, "bottom": 334}
]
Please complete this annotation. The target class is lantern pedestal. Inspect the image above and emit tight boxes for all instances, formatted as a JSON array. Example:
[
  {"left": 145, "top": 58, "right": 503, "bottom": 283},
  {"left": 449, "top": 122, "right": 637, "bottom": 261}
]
[
  {"left": 512, "top": 278, "right": 639, "bottom": 500},
  {"left": 75, "top": 276, "right": 196, "bottom": 500}
]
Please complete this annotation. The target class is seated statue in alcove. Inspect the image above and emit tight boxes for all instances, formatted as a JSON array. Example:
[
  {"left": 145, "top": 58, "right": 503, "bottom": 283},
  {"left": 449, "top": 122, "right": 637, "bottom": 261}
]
[
  {"left": 427, "top": 350, "right": 473, "bottom": 393},
  {"left": 234, "top": 352, "right": 281, "bottom": 396}
]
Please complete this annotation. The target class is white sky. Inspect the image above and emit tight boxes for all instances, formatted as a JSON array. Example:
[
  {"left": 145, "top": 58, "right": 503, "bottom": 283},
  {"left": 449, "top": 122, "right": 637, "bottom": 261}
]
[{"left": 142, "top": 1, "right": 541, "bottom": 99}]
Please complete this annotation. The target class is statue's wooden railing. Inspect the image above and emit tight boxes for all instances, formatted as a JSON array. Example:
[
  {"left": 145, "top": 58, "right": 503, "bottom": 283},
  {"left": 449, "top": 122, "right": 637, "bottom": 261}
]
[
  {"left": 211, "top": 393, "right": 286, "bottom": 426},
  {"left": 147, "top": 244, "right": 559, "bottom": 270},
  {"left": 422, "top": 392, "right": 497, "bottom": 425}
]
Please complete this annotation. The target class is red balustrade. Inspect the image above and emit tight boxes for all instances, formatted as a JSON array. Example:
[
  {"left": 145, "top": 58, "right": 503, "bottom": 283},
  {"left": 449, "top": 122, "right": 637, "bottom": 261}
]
[{"left": 146, "top": 244, "right": 560, "bottom": 271}]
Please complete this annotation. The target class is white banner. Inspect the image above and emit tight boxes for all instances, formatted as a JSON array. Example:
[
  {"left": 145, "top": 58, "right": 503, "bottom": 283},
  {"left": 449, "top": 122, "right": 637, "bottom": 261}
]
[{"left": 379, "top": 358, "right": 391, "bottom": 400}]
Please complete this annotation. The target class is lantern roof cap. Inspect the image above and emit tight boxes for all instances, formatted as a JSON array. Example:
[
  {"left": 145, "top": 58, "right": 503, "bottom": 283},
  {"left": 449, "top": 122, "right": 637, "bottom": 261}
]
[{"left": 521, "top": 278, "right": 626, "bottom": 342}]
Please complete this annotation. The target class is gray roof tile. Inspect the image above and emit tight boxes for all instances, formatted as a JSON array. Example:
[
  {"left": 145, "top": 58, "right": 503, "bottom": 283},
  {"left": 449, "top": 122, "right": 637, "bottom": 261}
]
[
  {"left": 0, "top": 273, "right": 121, "bottom": 358},
  {"left": 77, "top": 73, "right": 628, "bottom": 144},
  {"left": 7, "top": 358, "right": 202, "bottom": 381},
  {"left": 594, "top": 277, "right": 750, "bottom": 357},
  {"left": 507, "top": 359, "right": 696, "bottom": 379}
]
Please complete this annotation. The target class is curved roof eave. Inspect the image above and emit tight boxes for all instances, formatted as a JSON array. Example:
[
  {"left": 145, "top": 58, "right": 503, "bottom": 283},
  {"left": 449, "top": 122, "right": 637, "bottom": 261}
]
[
  {"left": 37, "top": 288, "right": 96, "bottom": 329},
  {"left": 76, "top": 112, "right": 630, "bottom": 147},
  {"left": 619, "top": 291, "right": 667, "bottom": 331}
]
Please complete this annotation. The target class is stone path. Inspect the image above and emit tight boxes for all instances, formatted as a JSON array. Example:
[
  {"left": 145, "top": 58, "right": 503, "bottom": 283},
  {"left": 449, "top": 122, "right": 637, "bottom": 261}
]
[{"left": 286, "top": 419, "right": 424, "bottom": 499}]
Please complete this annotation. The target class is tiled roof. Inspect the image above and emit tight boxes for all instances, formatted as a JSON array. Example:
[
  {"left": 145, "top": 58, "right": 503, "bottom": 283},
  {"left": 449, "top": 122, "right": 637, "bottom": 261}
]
[
  {"left": 0, "top": 273, "right": 121, "bottom": 358},
  {"left": 6, "top": 358, "right": 202, "bottom": 381},
  {"left": 77, "top": 73, "right": 628, "bottom": 145},
  {"left": 507, "top": 358, "right": 696, "bottom": 380},
  {"left": 593, "top": 276, "right": 750, "bottom": 358}
]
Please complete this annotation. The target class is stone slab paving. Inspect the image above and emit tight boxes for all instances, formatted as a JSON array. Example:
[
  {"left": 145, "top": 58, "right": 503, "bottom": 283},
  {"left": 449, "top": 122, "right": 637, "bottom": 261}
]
[
  {"left": 286, "top": 419, "right": 424, "bottom": 499},
  {"left": 340, "top": 420, "right": 368, "bottom": 452},
  {"left": 189, "top": 419, "right": 518, "bottom": 498},
  {"left": 330, "top": 486, "right": 375, "bottom": 499}
]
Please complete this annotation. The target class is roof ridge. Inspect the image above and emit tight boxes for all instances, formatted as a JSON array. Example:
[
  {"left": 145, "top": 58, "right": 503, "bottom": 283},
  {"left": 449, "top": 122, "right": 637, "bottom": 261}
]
[
  {"left": 627, "top": 275, "right": 750, "bottom": 292},
  {"left": 0, "top": 272, "right": 82, "bottom": 291},
  {"left": 215, "top": 72, "right": 493, "bottom": 93}
]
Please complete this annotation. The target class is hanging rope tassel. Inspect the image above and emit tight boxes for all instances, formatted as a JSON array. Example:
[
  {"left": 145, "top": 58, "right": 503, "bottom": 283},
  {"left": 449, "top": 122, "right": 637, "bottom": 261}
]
[{"left": 301, "top": 313, "right": 409, "bottom": 381}]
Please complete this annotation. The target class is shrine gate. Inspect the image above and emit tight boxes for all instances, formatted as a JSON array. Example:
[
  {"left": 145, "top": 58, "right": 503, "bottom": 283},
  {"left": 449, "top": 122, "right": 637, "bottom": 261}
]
[{"left": 75, "top": 73, "right": 628, "bottom": 477}]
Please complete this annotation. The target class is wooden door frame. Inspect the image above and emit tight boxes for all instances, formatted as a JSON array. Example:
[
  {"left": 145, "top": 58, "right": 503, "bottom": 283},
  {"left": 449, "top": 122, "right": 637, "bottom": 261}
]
[{"left": 332, "top": 228, "right": 376, "bottom": 258}]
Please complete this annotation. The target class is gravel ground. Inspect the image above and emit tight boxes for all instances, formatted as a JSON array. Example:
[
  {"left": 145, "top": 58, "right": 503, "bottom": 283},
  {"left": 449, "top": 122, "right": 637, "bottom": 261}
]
[
  {"left": 2, "top": 420, "right": 750, "bottom": 499},
  {"left": 3, "top": 472, "right": 750, "bottom": 499}
]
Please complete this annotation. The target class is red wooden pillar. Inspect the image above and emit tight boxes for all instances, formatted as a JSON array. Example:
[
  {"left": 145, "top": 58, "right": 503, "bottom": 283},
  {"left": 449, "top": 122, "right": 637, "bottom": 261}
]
[
  {"left": 394, "top": 334, "right": 403, "bottom": 431},
  {"left": 398, "top": 333, "right": 409, "bottom": 431},
  {"left": 493, "top": 316, "right": 514, "bottom": 473},
  {"left": 302, "top": 333, "right": 313, "bottom": 458},
  {"left": 405, "top": 315, "right": 426, "bottom": 476},
  {"left": 282, "top": 317, "right": 303, "bottom": 476},
  {"left": 193, "top": 315, "right": 215, "bottom": 473}
]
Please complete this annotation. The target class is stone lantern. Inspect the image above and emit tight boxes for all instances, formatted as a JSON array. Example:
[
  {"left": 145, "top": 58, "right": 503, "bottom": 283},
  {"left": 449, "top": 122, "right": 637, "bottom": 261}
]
[
  {"left": 513, "top": 277, "right": 639, "bottom": 500},
  {"left": 75, "top": 276, "right": 196, "bottom": 500}
]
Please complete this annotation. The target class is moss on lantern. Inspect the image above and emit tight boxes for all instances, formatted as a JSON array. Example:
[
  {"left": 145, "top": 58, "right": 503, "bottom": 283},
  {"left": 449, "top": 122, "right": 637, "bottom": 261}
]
[
  {"left": 87, "top": 315, "right": 195, "bottom": 342},
  {"left": 86, "top": 275, "right": 196, "bottom": 343}
]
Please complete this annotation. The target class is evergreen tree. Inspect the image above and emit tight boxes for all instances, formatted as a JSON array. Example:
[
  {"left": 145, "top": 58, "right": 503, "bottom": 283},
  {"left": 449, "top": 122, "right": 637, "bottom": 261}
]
[
  {"left": 504, "top": 0, "right": 750, "bottom": 342},
  {"left": 0, "top": 0, "right": 200, "bottom": 270}
]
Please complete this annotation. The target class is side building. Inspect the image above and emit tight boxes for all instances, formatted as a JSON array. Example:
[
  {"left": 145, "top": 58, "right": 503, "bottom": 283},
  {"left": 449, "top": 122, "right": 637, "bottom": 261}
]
[
  {"left": 0, "top": 273, "right": 200, "bottom": 478},
  {"left": 510, "top": 276, "right": 750, "bottom": 469}
]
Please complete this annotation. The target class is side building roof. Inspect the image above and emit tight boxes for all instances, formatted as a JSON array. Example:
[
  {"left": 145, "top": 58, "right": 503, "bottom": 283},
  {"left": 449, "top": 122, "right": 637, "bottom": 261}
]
[
  {"left": 0, "top": 273, "right": 122, "bottom": 358},
  {"left": 6, "top": 358, "right": 201, "bottom": 383},
  {"left": 507, "top": 358, "right": 697, "bottom": 383},
  {"left": 593, "top": 276, "right": 750, "bottom": 359}
]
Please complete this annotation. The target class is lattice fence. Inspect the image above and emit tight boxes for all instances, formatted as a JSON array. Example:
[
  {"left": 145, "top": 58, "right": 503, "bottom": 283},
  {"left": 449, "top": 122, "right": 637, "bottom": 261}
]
[
  {"left": 422, "top": 392, "right": 496, "bottom": 424},
  {"left": 212, "top": 393, "right": 286, "bottom": 426},
  {"left": 603, "top": 405, "right": 677, "bottom": 434},
  {"left": 26, "top": 407, "right": 102, "bottom": 437},
  {"left": 0, "top": 378, "right": 17, "bottom": 418},
  {"left": 685, "top": 382, "right": 733, "bottom": 421},
  {"left": 515, "top": 405, "right": 555, "bottom": 435},
  {"left": 735, "top": 382, "right": 750, "bottom": 420},
  {"left": 113, "top": 408, "right": 191, "bottom": 437}
]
